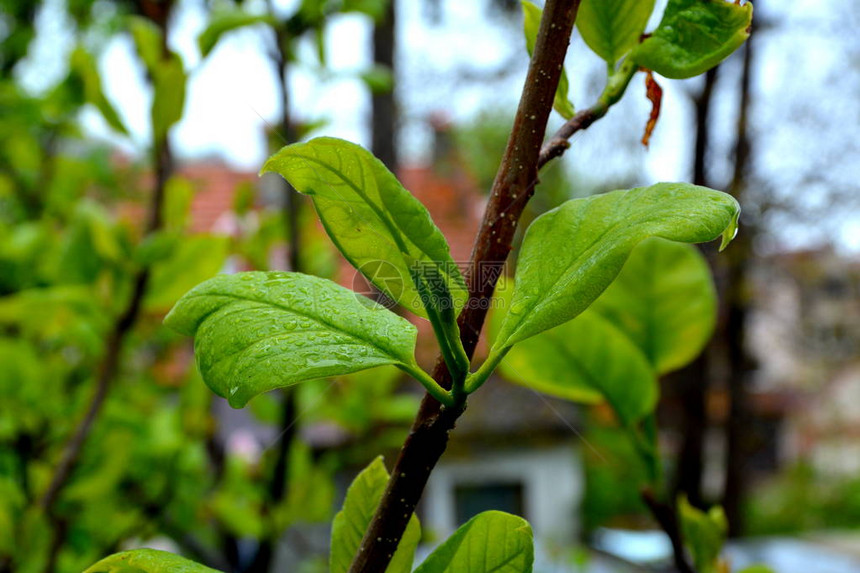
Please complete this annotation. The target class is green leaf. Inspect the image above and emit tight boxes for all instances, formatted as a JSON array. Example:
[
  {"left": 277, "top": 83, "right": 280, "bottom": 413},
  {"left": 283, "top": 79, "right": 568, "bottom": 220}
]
[
  {"left": 145, "top": 235, "right": 229, "bottom": 312},
  {"left": 508, "top": 312, "right": 657, "bottom": 424},
  {"left": 576, "top": 0, "right": 655, "bottom": 66},
  {"left": 589, "top": 238, "right": 716, "bottom": 375},
  {"left": 414, "top": 511, "right": 534, "bottom": 573},
  {"left": 330, "top": 457, "right": 420, "bottom": 573},
  {"left": 738, "top": 566, "right": 776, "bottom": 573},
  {"left": 490, "top": 279, "right": 657, "bottom": 425},
  {"left": 342, "top": 0, "right": 389, "bottom": 21},
  {"left": 360, "top": 64, "right": 395, "bottom": 95},
  {"left": 522, "top": 1, "right": 575, "bottom": 119},
  {"left": 151, "top": 55, "right": 186, "bottom": 139},
  {"left": 161, "top": 175, "right": 194, "bottom": 231},
  {"left": 630, "top": 0, "right": 753, "bottom": 79},
  {"left": 164, "top": 271, "right": 418, "bottom": 408},
  {"left": 128, "top": 17, "right": 161, "bottom": 71},
  {"left": 494, "top": 183, "right": 739, "bottom": 349},
  {"left": 56, "top": 200, "right": 123, "bottom": 284},
  {"left": 0, "top": 286, "right": 110, "bottom": 358},
  {"left": 274, "top": 440, "right": 336, "bottom": 528},
  {"left": 84, "top": 549, "right": 221, "bottom": 572},
  {"left": 134, "top": 230, "right": 179, "bottom": 267},
  {"left": 198, "top": 10, "right": 276, "bottom": 58},
  {"left": 129, "top": 16, "right": 187, "bottom": 138},
  {"left": 69, "top": 46, "right": 128, "bottom": 134},
  {"left": 261, "top": 137, "right": 466, "bottom": 319},
  {"left": 678, "top": 496, "right": 728, "bottom": 573},
  {"left": 411, "top": 260, "right": 469, "bottom": 379}
]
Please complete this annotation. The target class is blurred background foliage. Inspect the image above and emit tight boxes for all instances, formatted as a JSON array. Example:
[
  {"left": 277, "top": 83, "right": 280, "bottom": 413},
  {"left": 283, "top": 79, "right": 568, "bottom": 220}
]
[{"left": 0, "top": 1, "right": 415, "bottom": 572}]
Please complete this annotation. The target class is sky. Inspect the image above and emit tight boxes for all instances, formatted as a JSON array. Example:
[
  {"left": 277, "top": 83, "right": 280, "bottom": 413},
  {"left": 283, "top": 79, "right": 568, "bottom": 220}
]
[{"left": 17, "top": 0, "right": 860, "bottom": 252}]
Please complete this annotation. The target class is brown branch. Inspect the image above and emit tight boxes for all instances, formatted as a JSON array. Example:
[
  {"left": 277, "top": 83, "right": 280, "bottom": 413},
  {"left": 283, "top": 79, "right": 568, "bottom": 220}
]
[
  {"left": 722, "top": 12, "right": 758, "bottom": 536},
  {"left": 40, "top": 137, "right": 172, "bottom": 573},
  {"left": 40, "top": 14, "right": 174, "bottom": 564},
  {"left": 641, "top": 489, "right": 696, "bottom": 573},
  {"left": 346, "top": 2, "right": 582, "bottom": 572}
]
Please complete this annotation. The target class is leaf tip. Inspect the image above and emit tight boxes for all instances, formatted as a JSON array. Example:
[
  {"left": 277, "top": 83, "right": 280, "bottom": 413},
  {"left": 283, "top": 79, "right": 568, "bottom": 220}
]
[
  {"left": 162, "top": 305, "right": 188, "bottom": 335},
  {"left": 718, "top": 202, "right": 741, "bottom": 252},
  {"left": 258, "top": 156, "right": 276, "bottom": 178}
]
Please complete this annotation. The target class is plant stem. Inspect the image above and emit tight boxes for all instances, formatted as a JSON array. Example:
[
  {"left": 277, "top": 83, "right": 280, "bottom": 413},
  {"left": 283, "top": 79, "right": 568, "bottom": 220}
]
[
  {"left": 641, "top": 489, "right": 696, "bottom": 573},
  {"left": 464, "top": 345, "right": 510, "bottom": 394},
  {"left": 538, "top": 57, "right": 637, "bottom": 168},
  {"left": 398, "top": 363, "right": 454, "bottom": 407},
  {"left": 422, "top": 301, "right": 469, "bottom": 389},
  {"left": 346, "top": 2, "right": 582, "bottom": 571}
]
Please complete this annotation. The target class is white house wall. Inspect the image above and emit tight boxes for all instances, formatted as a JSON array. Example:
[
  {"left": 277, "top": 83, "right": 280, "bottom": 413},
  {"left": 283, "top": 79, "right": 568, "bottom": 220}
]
[{"left": 422, "top": 445, "right": 582, "bottom": 545}]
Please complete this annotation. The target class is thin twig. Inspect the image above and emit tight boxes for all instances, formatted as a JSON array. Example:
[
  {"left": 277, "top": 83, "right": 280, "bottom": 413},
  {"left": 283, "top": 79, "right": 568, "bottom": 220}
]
[{"left": 538, "top": 103, "right": 607, "bottom": 168}]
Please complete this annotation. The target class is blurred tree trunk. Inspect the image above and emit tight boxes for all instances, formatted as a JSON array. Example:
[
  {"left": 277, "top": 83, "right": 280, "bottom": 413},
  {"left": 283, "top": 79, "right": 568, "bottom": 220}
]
[
  {"left": 671, "top": 67, "right": 720, "bottom": 509},
  {"left": 246, "top": 12, "right": 301, "bottom": 572},
  {"left": 722, "top": 11, "right": 759, "bottom": 536},
  {"left": 371, "top": 0, "right": 398, "bottom": 173}
]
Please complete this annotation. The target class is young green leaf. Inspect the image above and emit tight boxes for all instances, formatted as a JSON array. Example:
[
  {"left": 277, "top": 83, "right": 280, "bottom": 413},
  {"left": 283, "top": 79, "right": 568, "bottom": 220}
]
[
  {"left": 261, "top": 137, "right": 467, "bottom": 320},
  {"left": 129, "top": 16, "right": 187, "bottom": 138},
  {"left": 84, "top": 548, "right": 221, "bottom": 572},
  {"left": 630, "top": 0, "right": 753, "bottom": 79},
  {"left": 494, "top": 183, "right": 739, "bottom": 349},
  {"left": 414, "top": 511, "right": 534, "bottom": 573},
  {"left": 576, "top": 0, "right": 655, "bottom": 67},
  {"left": 589, "top": 238, "right": 717, "bottom": 375},
  {"left": 128, "top": 17, "right": 161, "bottom": 70},
  {"left": 330, "top": 457, "right": 420, "bottom": 573},
  {"left": 410, "top": 260, "right": 469, "bottom": 380},
  {"left": 341, "top": 0, "right": 389, "bottom": 21},
  {"left": 490, "top": 281, "right": 657, "bottom": 425},
  {"left": 197, "top": 10, "right": 276, "bottom": 58},
  {"left": 522, "top": 1, "right": 575, "bottom": 119},
  {"left": 678, "top": 496, "right": 728, "bottom": 573},
  {"left": 164, "top": 271, "right": 419, "bottom": 408},
  {"left": 151, "top": 55, "right": 186, "bottom": 139},
  {"left": 360, "top": 64, "right": 395, "bottom": 95},
  {"left": 69, "top": 46, "right": 129, "bottom": 135},
  {"left": 144, "top": 235, "right": 229, "bottom": 312}
]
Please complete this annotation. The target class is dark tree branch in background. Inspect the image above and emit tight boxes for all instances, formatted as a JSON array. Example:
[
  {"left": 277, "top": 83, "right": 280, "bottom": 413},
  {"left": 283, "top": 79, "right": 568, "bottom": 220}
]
[
  {"left": 693, "top": 67, "right": 719, "bottom": 188},
  {"left": 723, "top": 4, "right": 759, "bottom": 537},
  {"left": 371, "top": 0, "right": 398, "bottom": 173},
  {"left": 247, "top": 5, "right": 301, "bottom": 570},
  {"left": 39, "top": 4, "right": 175, "bottom": 570},
  {"left": 672, "top": 65, "right": 720, "bottom": 509},
  {"left": 40, "top": 112, "right": 173, "bottom": 573},
  {"left": 347, "top": 1, "right": 582, "bottom": 571}
]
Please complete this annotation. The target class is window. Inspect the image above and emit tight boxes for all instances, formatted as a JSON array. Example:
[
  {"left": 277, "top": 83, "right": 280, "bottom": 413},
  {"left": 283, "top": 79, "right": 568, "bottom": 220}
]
[{"left": 453, "top": 481, "right": 525, "bottom": 525}]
